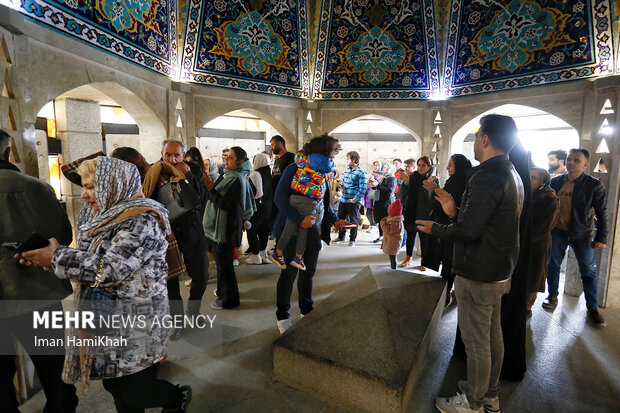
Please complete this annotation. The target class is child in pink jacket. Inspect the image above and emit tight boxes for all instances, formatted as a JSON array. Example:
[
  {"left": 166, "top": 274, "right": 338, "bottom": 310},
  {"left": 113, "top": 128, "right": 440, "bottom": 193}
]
[{"left": 380, "top": 199, "right": 404, "bottom": 269}]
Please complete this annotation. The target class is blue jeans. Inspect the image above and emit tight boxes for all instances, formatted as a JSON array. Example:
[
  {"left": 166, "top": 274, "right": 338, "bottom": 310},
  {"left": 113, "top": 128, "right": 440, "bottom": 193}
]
[{"left": 546, "top": 228, "right": 598, "bottom": 310}]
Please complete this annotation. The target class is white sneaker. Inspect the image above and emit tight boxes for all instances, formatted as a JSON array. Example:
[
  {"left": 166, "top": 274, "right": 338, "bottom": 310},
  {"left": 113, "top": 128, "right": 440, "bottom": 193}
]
[
  {"left": 458, "top": 380, "right": 500, "bottom": 413},
  {"left": 245, "top": 254, "right": 262, "bottom": 265},
  {"left": 435, "top": 392, "right": 483, "bottom": 413},
  {"left": 277, "top": 319, "right": 292, "bottom": 334},
  {"left": 260, "top": 250, "right": 268, "bottom": 260},
  {"left": 233, "top": 259, "right": 240, "bottom": 267}
]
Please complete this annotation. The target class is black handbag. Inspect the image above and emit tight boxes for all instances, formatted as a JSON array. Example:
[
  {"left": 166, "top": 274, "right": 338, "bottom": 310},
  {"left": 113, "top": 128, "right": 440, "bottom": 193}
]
[
  {"left": 79, "top": 258, "right": 117, "bottom": 335},
  {"left": 156, "top": 179, "right": 201, "bottom": 224}
]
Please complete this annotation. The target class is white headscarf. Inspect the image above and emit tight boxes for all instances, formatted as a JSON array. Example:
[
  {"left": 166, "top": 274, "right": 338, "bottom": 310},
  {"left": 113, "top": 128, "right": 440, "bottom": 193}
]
[
  {"left": 249, "top": 153, "right": 270, "bottom": 199},
  {"left": 207, "top": 157, "right": 219, "bottom": 180},
  {"left": 381, "top": 163, "right": 397, "bottom": 180}
]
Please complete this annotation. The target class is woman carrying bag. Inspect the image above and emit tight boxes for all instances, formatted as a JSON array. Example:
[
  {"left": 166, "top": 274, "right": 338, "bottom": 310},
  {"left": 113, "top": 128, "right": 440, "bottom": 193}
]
[
  {"left": 19, "top": 156, "right": 192, "bottom": 413},
  {"left": 372, "top": 163, "right": 397, "bottom": 243}
]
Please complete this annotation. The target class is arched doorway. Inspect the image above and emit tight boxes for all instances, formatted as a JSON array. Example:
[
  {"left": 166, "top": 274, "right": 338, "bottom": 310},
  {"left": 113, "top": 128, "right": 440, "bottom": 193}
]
[
  {"left": 329, "top": 115, "right": 420, "bottom": 176},
  {"left": 34, "top": 82, "right": 166, "bottom": 197},
  {"left": 451, "top": 104, "right": 580, "bottom": 168},
  {"left": 197, "top": 110, "right": 287, "bottom": 165}
]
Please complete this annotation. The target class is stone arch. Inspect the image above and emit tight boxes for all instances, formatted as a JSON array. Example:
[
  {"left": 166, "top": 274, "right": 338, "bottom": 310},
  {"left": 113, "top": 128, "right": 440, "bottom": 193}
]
[
  {"left": 450, "top": 104, "right": 580, "bottom": 167},
  {"left": 196, "top": 107, "right": 296, "bottom": 149},
  {"left": 451, "top": 102, "right": 580, "bottom": 137},
  {"left": 34, "top": 82, "right": 167, "bottom": 162},
  {"left": 88, "top": 82, "right": 167, "bottom": 160},
  {"left": 327, "top": 114, "right": 421, "bottom": 142}
]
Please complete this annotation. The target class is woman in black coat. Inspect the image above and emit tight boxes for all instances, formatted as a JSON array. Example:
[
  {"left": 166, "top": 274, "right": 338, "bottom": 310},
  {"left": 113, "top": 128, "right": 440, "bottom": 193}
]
[
  {"left": 246, "top": 153, "right": 273, "bottom": 264},
  {"left": 400, "top": 156, "right": 435, "bottom": 268},
  {"left": 422, "top": 154, "right": 471, "bottom": 300},
  {"left": 372, "top": 163, "right": 398, "bottom": 242}
]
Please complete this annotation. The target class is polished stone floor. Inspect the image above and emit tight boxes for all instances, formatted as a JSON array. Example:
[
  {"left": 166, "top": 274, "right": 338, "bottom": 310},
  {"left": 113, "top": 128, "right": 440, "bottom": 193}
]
[{"left": 20, "top": 229, "right": 620, "bottom": 413}]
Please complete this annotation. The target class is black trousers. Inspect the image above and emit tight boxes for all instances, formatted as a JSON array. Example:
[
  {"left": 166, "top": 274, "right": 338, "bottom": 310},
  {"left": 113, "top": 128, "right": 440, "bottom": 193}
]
[
  {"left": 210, "top": 243, "right": 240, "bottom": 308},
  {"left": 374, "top": 205, "right": 388, "bottom": 237},
  {"left": 0, "top": 303, "right": 78, "bottom": 413},
  {"left": 247, "top": 214, "right": 270, "bottom": 254},
  {"left": 405, "top": 229, "right": 429, "bottom": 257},
  {"left": 102, "top": 363, "right": 181, "bottom": 413},
  {"left": 172, "top": 212, "right": 210, "bottom": 315},
  {"left": 276, "top": 235, "right": 320, "bottom": 320},
  {"left": 337, "top": 202, "right": 360, "bottom": 241},
  {"left": 167, "top": 277, "right": 184, "bottom": 320}
]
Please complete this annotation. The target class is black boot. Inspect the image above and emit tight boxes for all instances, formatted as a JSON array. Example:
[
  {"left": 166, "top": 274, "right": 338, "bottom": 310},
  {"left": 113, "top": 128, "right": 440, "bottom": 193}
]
[{"left": 389, "top": 255, "right": 396, "bottom": 269}]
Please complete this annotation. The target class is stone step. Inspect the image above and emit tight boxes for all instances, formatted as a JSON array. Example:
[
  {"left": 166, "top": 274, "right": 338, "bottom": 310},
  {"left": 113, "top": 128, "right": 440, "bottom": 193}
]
[{"left": 273, "top": 265, "right": 447, "bottom": 413}]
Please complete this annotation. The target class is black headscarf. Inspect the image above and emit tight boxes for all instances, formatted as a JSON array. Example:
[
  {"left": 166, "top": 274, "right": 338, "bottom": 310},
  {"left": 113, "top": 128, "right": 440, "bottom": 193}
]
[{"left": 443, "top": 154, "right": 472, "bottom": 208}]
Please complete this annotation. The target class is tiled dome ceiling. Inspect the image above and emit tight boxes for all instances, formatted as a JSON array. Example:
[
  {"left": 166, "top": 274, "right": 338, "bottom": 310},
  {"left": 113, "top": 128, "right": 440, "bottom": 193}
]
[{"left": 9, "top": 0, "right": 617, "bottom": 100}]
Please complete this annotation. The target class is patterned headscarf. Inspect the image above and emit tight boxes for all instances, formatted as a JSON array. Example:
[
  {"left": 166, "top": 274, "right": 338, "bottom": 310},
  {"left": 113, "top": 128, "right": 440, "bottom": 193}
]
[{"left": 77, "top": 157, "right": 170, "bottom": 237}]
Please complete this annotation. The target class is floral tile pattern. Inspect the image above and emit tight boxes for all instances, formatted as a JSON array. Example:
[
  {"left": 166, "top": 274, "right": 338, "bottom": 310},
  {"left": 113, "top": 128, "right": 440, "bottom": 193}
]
[
  {"left": 181, "top": 0, "right": 309, "bottom": 98},
  {"left": 313, "top": 0, "right": 440, "bottom": 100},
  {"left": 444, "top": 0, "right": 614, "bottom": 97},
  {"left": 17, "top": 0, "right": 177, "bottom": 76}
]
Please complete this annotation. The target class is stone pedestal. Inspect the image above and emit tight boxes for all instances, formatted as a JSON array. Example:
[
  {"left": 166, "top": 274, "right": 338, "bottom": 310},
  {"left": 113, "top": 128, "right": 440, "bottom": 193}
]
[
  {"left": 564, "top": 250, "right": 583, "bottom": 297},
  {"left": 273, "top": 266, "right": 446, "bottom": 413},
  {"left": 54, "top": 98, "right": 102, "bottom": 233}
]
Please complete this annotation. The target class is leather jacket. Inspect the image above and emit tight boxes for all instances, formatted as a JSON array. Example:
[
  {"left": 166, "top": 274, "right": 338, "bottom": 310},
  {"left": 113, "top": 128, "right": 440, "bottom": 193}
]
[
  {"left": 0, "top": 161, "right": 73, "bottom": 317},
  {"left": 550, "top": 173, "right": 608, "bottom": 244},
  {"left": 432, "top": 155, "right": 524, "bottom": 282}
]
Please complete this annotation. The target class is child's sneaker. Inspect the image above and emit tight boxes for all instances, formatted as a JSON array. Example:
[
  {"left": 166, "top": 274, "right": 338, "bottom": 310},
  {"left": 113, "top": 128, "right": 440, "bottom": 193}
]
[
  {"left": 269, "top": 252, "right": 287, "bottom": 269},
  {"left": 290, "top": 257, "right": 306, "bottom": 271}
]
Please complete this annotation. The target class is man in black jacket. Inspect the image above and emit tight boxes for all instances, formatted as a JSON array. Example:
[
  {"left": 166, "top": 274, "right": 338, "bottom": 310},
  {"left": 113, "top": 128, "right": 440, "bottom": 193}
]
[
  {"left": 543, "top": 148, "right": 607, "bottom": 325},
  {"left": 0, "top": 130, "right": 78, "bottom": 412},
  {"left": 162, "top": 139, "right": 209, "bottom": 215},
  {"left": 270, "top": 135, "right": 295, "bottom": 234},
  {"left": 417, "top": 115, "right": 524, "bottom": 413},
  {"left": 158, "top": 141, "right": 209, "bottom": 337}
]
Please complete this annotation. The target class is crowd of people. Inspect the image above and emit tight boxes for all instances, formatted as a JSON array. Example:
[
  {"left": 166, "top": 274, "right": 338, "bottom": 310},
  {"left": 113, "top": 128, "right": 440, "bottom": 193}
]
[{"left": 0, "top": 116, "right": 609, "bottom": 413}]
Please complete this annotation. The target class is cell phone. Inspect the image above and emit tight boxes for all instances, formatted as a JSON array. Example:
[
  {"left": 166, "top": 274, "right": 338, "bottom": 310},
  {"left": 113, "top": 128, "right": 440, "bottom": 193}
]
[{"left": 2, "top": 232, "right": 50, "bottom": 253}]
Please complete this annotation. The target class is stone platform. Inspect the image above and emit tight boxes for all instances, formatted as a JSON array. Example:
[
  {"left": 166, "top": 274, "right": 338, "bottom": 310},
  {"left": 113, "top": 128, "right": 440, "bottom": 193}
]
[{"left": 272, "top": 266, "right": 447, "bottom": 413}]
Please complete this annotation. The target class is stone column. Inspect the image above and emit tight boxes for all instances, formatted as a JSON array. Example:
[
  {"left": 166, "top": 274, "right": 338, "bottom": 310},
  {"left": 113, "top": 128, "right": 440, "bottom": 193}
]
[
  {"left": 54, "top": 97, "right": 103, "bottom": 234},
  {"left": 34, "top": 129, "right": 49, "bottom": 184}
]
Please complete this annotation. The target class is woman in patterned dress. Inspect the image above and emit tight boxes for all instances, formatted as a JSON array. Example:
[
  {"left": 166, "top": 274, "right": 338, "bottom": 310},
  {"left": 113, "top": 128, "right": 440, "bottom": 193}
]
[{"left": 19, "top": 156, "right": 192, "bottom": 413}]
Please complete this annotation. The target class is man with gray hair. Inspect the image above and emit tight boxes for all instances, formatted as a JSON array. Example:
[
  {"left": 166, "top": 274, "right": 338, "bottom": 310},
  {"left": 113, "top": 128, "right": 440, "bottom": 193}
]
[
  {"left": 161, "top": 139, "right": 209, "bottom": 211},
  {"left": 0, "top": 129, "right": 79, "bottom": 411},
  {"left": 154, "top": 139, "right": 211, "bottom": 339}
]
